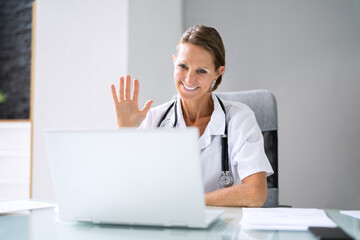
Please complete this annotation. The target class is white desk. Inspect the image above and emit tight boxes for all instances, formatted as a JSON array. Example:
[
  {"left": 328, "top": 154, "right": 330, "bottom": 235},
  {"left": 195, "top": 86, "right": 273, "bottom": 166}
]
[{"left": 1, "top": 206, "right": 359, "bottom": 239}]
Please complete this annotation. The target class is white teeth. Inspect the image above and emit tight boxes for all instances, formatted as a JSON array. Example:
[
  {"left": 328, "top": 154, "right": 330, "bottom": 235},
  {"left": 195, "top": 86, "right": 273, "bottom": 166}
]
[{"left": 183, "top": 83, "right": 197, "bottom": 91}]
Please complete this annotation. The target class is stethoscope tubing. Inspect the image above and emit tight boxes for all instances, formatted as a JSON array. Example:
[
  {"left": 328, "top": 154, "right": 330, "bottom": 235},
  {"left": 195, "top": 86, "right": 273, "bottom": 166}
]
[{"left": 157, "top": 95, "right": 233, "bottom": 187}]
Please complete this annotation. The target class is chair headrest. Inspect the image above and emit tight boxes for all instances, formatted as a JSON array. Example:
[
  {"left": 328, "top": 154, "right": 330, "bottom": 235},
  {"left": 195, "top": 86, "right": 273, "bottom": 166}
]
[{"left": 216, "top": 90, "right": 278, "bottom": 132}]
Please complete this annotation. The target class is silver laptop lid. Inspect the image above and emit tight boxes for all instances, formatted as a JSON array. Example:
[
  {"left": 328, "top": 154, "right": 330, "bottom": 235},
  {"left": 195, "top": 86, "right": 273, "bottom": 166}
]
[{"left": 45, "top": 128, "right": 211, "bottom": 228}]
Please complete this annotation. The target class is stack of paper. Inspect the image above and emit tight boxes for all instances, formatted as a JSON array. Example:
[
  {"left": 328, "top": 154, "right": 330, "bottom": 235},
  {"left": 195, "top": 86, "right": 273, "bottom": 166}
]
[
  {"left": 341, "top": 210, "right": 360, "bottom": 219},
  {"left": 240, "top": 208, "right": 337, "bottom": 231},
  {"left": 0, "top": 200, "right": 56, "bottom": 214}
]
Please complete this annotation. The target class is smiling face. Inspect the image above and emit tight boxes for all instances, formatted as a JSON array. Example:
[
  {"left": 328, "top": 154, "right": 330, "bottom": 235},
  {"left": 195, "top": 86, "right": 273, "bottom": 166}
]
[{"left": 173, "top": 43, "right": 224, "bottom": 103}]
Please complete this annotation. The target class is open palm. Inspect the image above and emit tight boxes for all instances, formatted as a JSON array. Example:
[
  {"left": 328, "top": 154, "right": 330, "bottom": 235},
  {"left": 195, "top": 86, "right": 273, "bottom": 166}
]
[{"left": 111, "top": 75, "right": 153, "bottom": 127}]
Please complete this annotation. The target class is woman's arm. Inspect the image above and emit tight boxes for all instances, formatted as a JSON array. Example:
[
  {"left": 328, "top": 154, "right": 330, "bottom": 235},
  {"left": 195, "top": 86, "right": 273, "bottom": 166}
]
[
  {"left": 205, "top": 172, "right": 268, "bottom": 207},
  {"left": 111, "top": 75, "right": 153, "bottom": 127}
]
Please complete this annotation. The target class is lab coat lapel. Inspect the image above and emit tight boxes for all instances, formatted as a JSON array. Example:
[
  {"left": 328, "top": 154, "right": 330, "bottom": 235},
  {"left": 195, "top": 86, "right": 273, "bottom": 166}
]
[
  {"left": 198, "top": 94, "right": 226, "bottom": 150},
  {"left": 175, "top": 96, "right": 187, "bottom": 128}
]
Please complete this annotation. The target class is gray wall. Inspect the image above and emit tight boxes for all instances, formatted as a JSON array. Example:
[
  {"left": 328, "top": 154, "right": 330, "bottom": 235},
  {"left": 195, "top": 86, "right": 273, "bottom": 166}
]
[
  {"left": 128, "top": 0, "right": 182, "bottom": 107},
  {"left": 184, "top": 0, "right": 360, "bottom": 209}
]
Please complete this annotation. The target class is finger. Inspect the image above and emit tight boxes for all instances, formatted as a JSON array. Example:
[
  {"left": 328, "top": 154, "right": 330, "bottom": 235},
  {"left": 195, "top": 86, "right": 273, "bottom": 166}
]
[
  {"left": 140, "top": 100, "right": 153, "bottom": 115},
  {"left": 125, "top": 75, "right": 131, "bottom": 100},
  {"left": 132, "top": 78, "right": 139, "bottom": 101},
  {"left": 118, "top": 76, "right": 125, "bottom": 101},
  {"left": 110, "top": 84, "right": 118, "bottom": 104}
]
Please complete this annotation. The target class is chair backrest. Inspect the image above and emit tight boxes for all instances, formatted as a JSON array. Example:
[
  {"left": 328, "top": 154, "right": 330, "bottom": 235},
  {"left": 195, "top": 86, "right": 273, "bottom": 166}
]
[{"left": 216, "top": 90, "right": 279, "bottom": 207}]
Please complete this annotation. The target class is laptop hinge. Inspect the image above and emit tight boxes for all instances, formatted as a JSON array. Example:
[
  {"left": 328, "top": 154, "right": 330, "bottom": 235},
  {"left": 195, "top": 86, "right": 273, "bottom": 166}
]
[
  {"left": 76, "top": 217, "right": 92, "bottom": 223},
  {"left": 169, "top": 221, "right": 188, "bottom": 227}
]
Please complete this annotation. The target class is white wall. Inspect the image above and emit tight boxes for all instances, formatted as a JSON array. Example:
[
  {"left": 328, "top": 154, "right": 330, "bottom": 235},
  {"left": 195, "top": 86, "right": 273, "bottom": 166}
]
[
  {"left": 33, "top": 0, "right": 129, "bottom": 199},
  {"left": 32, "top": 0, "right": 183, "bottom": 199},
  {"left": 184, "top": 0, "right": 360, "bottom": 209}
]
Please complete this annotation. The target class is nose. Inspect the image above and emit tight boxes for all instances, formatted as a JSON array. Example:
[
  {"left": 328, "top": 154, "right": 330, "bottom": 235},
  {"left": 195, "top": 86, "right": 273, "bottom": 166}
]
[{"left": 185, "top": 71, "right": 196, "bottom": 85}]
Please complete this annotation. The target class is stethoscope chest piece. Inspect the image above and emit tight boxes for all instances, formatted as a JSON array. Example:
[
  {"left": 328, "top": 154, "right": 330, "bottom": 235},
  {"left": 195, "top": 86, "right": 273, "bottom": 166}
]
[{"left": 220, "top": 171, "right": 234, "bottom": 188}]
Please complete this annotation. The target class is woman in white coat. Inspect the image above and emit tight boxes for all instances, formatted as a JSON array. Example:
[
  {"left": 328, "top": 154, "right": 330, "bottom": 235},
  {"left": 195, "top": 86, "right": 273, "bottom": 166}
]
[{"left": 111, "top": 25, "right": 273, "bottom": 207}]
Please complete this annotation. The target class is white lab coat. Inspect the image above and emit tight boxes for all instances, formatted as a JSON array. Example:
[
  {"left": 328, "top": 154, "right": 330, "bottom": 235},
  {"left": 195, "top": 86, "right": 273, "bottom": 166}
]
[{"left": 138, "top": 93, "right": 274, "bottom": 193}]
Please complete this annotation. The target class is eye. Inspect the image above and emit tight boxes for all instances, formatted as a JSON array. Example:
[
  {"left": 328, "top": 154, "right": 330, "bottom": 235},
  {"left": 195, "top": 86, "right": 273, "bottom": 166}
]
[
  {"left": 198, "top": 69, "right": 207, "bottom": 74},
  {"left": 178, "top": 64, "right": 187, "bottom": 70}
]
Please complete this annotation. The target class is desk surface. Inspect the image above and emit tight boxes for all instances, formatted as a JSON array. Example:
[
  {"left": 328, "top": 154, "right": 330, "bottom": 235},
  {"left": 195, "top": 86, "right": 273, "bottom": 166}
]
[{"left": 1, "top": 206, "right": 359, "bottom": 240}]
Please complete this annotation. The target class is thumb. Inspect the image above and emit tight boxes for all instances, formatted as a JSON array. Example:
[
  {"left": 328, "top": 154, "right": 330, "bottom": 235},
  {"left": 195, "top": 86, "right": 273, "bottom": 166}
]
[{"left": 140, "top": 100, "right": 153, "bottom": 115}]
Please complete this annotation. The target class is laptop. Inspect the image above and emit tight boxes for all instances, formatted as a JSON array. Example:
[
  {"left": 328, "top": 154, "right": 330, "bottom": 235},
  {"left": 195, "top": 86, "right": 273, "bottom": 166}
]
[{"left": 45, "top": 128, "right": 223, "bottom": 228}]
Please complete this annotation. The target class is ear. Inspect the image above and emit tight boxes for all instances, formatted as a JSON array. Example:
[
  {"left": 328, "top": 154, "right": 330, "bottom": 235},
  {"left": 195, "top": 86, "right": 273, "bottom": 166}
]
[
  {"left": 172, "top": 54, "right": 177, "bottom": 64},
  {"left": 216, "top": 66, "right": 225, "bottom": 79}
]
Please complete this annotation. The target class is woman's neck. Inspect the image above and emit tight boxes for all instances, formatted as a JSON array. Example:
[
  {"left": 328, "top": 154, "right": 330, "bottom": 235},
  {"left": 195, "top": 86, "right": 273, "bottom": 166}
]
[{"left": 181, "top": 93, "right": 214, "bottom": 135}]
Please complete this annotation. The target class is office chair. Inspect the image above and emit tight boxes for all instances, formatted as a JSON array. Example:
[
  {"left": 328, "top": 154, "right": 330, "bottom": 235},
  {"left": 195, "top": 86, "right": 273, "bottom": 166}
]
[{"left": 216, "top": 90, "right": 279, "bottom": 207}]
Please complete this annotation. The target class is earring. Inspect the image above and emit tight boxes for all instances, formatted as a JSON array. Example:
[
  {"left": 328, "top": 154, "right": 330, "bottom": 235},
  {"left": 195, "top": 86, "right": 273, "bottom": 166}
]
[{"left": 211, "top": 80, "right": 216, "bottom": 89}]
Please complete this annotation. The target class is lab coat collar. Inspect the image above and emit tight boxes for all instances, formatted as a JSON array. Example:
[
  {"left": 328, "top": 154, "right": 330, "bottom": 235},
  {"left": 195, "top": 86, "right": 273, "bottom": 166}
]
[
  {"left": 158, "top": 96, "right": 186, "bottom": 128},
  {"left": 208, "top": 94, "right": 226, "bottom": 136},
  {"left": 175, "top": 95, "right": 187, "bottom": 128},
  {"left": 173, "top": 94, "right": 226, "bottom": 150}
]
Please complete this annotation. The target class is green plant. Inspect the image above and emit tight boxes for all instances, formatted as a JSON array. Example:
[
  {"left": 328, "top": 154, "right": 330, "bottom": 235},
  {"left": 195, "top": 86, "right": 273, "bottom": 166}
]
[{"left": 0, "top": 90, "right": 6, "bottom": 104}]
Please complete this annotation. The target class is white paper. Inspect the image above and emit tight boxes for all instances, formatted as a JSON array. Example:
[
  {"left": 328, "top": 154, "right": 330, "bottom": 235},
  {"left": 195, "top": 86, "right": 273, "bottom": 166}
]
[
  {"left": 240, "top": 208, "right": 337, "bottom": 231},
  {"left": 340, "top": 210, "right": 360, "bottom": 219},
  {"left": 0, "top": 200, "right": 56, "bottom": 214}
]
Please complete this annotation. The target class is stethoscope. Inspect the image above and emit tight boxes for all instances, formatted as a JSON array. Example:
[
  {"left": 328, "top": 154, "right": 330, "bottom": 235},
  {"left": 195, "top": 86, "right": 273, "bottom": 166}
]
[{"left": 157, "top": 95, "right": 234, "bottom": 188}]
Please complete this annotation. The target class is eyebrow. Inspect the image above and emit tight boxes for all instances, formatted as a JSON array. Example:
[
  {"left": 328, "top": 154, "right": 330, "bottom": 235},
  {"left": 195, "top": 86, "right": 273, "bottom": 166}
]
[{"left": 179, "top": 61, "right": 210, "bottom": 70}]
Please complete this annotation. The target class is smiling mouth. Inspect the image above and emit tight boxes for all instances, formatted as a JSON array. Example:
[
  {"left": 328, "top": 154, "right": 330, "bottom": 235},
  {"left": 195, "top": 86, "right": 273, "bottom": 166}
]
[{"left": 182, "top": 83, "right": 198, "bottom": 91}]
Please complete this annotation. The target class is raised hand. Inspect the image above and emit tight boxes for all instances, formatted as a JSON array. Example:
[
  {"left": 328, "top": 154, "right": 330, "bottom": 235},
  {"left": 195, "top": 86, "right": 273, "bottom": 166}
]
[{"left": 111, "top": 75, "right": 153, "bottom": 128}]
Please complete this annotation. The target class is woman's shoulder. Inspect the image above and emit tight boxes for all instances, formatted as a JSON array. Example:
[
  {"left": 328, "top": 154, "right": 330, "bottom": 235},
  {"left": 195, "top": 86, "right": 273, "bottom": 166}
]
[
  {"left": 149, "top": 98, "right": 176, "bottom": 113},
  {"left": 221, "top": 99, "right": 254, "bottom": 119},
  {"left": 218, "top": 99, "right": 259, "bottom": 132},
  {"left": 219, "top": 99, "right": 262, "bottom": 142},
  {"left": 146, "top": 98, "right": 177, "bottom": 121},
  {"left": 139, "top": 98, "right": 176, "bottom": 129}
]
